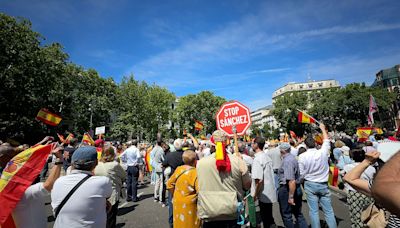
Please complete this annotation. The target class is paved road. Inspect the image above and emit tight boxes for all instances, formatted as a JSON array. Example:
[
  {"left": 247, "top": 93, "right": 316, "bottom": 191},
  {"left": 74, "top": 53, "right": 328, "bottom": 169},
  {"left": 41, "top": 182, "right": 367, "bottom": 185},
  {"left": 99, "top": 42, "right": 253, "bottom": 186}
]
[{"left": 46, "top": 179, "right": 350, "bottom": 228}]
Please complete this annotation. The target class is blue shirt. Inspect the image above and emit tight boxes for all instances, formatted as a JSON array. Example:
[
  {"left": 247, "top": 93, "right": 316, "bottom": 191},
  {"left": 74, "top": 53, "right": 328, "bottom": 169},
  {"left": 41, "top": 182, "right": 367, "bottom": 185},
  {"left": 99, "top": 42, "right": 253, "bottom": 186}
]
[
  {"left": 278, "top": 153, "right": 300, "bottom": 185},
  {"left": 121, "top": 146, "right": 141, "bottom": 167}
]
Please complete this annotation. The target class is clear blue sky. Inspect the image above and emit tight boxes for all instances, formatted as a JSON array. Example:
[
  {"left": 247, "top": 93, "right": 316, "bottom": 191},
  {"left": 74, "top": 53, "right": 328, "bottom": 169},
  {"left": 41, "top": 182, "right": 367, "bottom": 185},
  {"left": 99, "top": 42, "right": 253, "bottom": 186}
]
[{"left": 1, "top": 0, "right": 400, "bottom": 110}]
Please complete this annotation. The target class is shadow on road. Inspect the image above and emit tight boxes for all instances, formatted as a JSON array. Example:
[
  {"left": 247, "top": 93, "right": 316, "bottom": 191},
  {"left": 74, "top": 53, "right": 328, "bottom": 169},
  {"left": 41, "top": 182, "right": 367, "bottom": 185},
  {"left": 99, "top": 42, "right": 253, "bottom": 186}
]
[
  {"left": 139, "top": 193, "right": 154, "bottom": 200},
  {"left": 118, "top": 205, "right": 137, "bottom": 216},
  {"left": 116, "top": 222, "right": 126, "bottom": 227}
]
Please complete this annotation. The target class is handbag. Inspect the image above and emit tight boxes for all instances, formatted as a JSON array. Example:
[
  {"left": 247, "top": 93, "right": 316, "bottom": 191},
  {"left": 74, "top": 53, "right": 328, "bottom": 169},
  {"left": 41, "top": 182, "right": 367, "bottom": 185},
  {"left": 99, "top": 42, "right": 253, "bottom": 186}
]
[
  {"left": 361, "top": 203, "right": 388, "bottom": 228},
  {"left": 55, "top": 175, "right": 91, "bottom": 218}
]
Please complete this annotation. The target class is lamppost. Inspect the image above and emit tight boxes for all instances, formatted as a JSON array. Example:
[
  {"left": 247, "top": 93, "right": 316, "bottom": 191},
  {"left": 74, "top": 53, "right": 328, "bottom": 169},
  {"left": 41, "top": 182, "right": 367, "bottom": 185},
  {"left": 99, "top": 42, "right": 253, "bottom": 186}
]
[{"left": 89, "top": 103, "right": 93, "bottom": 135}]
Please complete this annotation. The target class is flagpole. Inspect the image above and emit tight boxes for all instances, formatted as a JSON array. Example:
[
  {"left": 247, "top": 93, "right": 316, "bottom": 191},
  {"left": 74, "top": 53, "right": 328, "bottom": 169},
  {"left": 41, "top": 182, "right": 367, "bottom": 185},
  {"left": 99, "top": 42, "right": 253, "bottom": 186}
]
[{"left": 296, "top": 109, "right": 322, "bottom": 125}]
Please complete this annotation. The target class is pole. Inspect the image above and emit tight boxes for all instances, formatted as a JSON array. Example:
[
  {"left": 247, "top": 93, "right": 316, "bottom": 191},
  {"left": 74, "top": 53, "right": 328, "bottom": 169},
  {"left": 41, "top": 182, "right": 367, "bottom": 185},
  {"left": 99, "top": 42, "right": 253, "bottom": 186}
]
[
  {"left": 232, "top": 125, "right": 239, "bottom": 156},
  {"left": 89, "top": 103, "right": 93, "bottom": 134}
]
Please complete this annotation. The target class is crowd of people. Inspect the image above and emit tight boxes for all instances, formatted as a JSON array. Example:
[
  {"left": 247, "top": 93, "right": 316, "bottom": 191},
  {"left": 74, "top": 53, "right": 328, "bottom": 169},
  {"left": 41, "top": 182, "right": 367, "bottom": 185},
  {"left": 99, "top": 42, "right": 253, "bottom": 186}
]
[{"left": 1, "top": 124, "right": 400, "bottom": 228}]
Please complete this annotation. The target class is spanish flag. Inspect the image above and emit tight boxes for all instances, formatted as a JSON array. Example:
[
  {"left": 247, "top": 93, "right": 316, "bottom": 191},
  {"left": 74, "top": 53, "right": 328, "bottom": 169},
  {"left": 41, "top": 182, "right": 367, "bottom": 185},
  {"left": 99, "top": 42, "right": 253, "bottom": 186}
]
[
  {"left": 194, "top": 120, "right": 204, "bottom": 131},
  {"left": 57, "top": 133, "right": 65, "bottom": 143},
  {"left": 36, "top": 108, "right": 62, "bottom": 126},
  {"left": 328, "top": 165, "right": 339, "bottom": 187},
  {"left": 0, "top": 144, "right": 52, "bottom": 227},
  {"left": 82, "top": 133, "right": 95, "bottom": 146},
  {"left": 298, "top": 111, "right": 316, "bottom": 124},
  {"left": 145, "top": 146, "right": 153, "bottom": 172},
  {"left": 64, "top": 133, "right": 74, "bottom": 144}
]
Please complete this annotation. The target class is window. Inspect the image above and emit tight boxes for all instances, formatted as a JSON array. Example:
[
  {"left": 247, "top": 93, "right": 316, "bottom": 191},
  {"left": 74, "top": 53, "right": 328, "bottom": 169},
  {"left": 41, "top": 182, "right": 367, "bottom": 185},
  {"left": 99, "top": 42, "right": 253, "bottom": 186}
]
[
  {"left": 318, "top": 83, "right": 323, "bottom": 87},
  {"left": 299, "top": 85, "right": 304, "bottom": 89},
  {"left": 308, "top": 84, "right": 313, "bottom": 88}
]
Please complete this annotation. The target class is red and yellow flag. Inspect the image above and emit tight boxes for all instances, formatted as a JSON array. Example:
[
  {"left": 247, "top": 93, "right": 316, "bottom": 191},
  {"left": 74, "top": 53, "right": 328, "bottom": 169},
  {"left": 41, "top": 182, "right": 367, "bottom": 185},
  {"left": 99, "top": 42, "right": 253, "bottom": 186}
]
[
  {"left": 328, "top": 166, "right": 339, "bottom": 187},
  {"left": 298, "top": 111, "right": 316, "bottom": 124},
  {"left": 57, "top": 133, "right": 65, "bottom": 143},
  {"left": 145, "top": 146, "right": 153, "bottom": 172},
  {"left": 64, "top": 133, "right": 74, "bottom": 144},
  {"left": 0, "top": 144, "right": 52, "bottom": 227},
  {"left": 194, "top": 120, "right": 204, "bottom": 131},
  {"left": 82, "top": 133, "right": 95, "bottom": 146},
  {"left": 314, "top": 134, "right": 323, "bottom": 145},
  {"left": 36, "top": 108, "right": 62, "bottom": 126}
]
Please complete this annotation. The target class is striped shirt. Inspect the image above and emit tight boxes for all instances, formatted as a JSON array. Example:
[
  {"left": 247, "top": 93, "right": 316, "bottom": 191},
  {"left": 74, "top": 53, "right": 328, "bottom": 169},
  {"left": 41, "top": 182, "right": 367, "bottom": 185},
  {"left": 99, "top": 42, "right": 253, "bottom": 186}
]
[{"left": 278, "top": 153, "right": 300, "bottom": 185}]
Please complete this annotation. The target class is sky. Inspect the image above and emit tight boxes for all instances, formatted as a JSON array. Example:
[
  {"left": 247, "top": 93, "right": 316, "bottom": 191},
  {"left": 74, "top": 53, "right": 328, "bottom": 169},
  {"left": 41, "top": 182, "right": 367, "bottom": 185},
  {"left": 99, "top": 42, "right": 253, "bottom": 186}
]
[{"left": 1, "top": 0, "right": 400, "bottom": 110}]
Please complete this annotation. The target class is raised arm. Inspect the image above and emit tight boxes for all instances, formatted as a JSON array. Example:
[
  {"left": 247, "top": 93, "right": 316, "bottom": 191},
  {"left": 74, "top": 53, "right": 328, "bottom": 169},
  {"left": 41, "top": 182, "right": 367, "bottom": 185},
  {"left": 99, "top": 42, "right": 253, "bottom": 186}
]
[
  {"left": 371, "top": 151, "right": 400, "bottom": 217},
  {"left": 343, "top": 151, "right": 379, "bottom": 196}
]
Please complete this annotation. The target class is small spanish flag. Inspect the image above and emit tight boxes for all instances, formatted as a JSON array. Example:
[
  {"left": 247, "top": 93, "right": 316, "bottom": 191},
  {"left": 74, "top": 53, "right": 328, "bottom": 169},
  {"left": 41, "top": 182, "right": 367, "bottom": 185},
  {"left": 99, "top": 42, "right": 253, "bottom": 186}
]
[
  {"left": 82, "top": 133, "right": 95, "bottom": 146},
  {"left": 328, "top": 166, "right": 339, "bottom": 187},
  {"left": 36, "top": 108, "right": 62, "bottom": 126},
  {"left": 298, "top": 111, "right": 316, "bottom": 124},
  {"left": 314, "top": 134, "right": 323, "bottom": 145},
  {"left": 57, "top": 133, "right": 65, "bottom": 143},
  {"left": 64, "top": 133, "right": 74, "bottom": 144},
  {"left": 194, "top": 120, "right": 204, "bottom": 131},
  {"left": 145, "top": 146, "right": 153, "bottom": 172}
]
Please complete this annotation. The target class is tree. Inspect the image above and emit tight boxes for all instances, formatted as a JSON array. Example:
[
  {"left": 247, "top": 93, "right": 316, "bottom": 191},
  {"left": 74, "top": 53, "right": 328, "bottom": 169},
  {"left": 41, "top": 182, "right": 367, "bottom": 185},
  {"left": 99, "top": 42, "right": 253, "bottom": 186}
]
[{"left": 174, "top": 91, "right": 226, "bottom": 136}]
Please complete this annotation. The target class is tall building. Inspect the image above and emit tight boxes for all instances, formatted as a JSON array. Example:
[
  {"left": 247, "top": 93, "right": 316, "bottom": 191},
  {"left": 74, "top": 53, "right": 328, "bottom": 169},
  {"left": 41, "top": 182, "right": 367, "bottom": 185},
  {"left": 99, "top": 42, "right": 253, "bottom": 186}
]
[
  {"left": 272, "top": 79, "right": 340, "bottom": 102},
  {"left": 371, "top": 64, "right": 400, "bottom": 128},
  {"left": 372, "top": 64, "right": 400, "bottom": 92},
  {"left": 250, "top": 105, "right": 278, "bottom": 129}
]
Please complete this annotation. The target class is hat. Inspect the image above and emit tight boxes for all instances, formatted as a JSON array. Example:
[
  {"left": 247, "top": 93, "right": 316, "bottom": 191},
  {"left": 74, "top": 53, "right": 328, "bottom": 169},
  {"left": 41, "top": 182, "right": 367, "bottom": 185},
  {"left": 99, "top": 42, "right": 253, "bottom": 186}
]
[
  {"left": 377, "top": 142, "right": 400, "bottom": 162},
  {"left": 279, "top": 143, "right": 291, "bottom": 151},
  {"left": 340, "top": 146, "right": 350, "bottom": 156},
  {"left": 72, "top": 146, "right": 98, "bottom": 167},
  {"left": 95, "top": 139, "right": 104, "bottom": 147},
  {"left": 212, "top": 130, "right": 227, "bottom": 142}
]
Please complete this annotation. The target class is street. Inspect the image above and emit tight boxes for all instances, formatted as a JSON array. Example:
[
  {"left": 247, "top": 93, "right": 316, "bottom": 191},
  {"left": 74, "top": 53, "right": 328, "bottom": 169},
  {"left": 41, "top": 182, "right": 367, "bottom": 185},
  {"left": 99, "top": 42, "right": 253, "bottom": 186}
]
[{"left": 46, "top": 179, "right": 351, "bottom": 228}]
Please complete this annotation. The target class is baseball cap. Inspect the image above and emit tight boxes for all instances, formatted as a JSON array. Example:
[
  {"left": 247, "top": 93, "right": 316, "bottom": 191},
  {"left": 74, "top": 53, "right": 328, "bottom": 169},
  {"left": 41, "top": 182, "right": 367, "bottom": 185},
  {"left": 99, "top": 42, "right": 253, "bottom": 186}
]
[{"left": 72, "top": 146, "right": 98, "bottom": 167}]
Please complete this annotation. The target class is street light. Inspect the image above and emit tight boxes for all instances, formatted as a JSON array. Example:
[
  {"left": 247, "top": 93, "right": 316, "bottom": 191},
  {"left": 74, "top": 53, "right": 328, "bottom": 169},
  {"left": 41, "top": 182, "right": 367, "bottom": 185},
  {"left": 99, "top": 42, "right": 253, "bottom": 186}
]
[{"left": 89, "top": 103, "right": 93, "bottom": 134}]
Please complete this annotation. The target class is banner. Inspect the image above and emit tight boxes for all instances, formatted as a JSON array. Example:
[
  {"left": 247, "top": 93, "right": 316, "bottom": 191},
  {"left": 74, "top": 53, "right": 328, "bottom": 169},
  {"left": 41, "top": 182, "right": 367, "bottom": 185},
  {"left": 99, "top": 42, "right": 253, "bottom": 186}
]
[
  {"left": 0, "top": 144, "right": 52, "bottom": 226},
  {"left": 36, "top": 108, "right": 62, "bottom": 126}
]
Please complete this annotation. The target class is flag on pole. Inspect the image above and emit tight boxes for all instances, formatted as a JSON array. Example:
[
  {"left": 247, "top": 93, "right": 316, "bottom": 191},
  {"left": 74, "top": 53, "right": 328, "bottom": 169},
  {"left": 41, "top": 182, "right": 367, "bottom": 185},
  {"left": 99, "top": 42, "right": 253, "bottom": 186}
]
[
  {"left": 0, "top": 144, "right": 52, "bottom": 227},
  {"left": 298, "top": 111, "right": 316, "bottom": 124},
  {"left": 368, "top": 95, "right": 378, "bottom": 126},
  {"left": 57, "top": 133, "right": 65, "bottom": 143},
  {"left": 328, "top": 165, "right": 339, "bottom": 187},
  {"left": 289, "top": 131, "right": 297, "bottom": 139},
  {"left": 82, "top": 133, "right": 95, "bottom": 146},
  {"left": 64, "top": 133, "right": 74, "bottom": 144},
  {"left": 36, "top": 108, "right": 62, "bottom": 126},
  {"left": 194, "top": 120, "right": 204, "bottom": 131}
]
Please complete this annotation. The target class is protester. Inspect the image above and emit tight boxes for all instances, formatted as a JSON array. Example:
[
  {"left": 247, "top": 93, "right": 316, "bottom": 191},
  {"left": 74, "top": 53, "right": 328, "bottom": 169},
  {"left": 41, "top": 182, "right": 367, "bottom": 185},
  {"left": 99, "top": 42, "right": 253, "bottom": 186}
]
[
  {"left": 152, "top": 139, "right": 166, "bottom": 205},
  {"left": 163, "top": 138, "right": 185, "bottom": 228},
  {"left": 265, "top": 141, "right": 282, "bottom": 192},
  {"left": 372, "top": 151, "right": 400, "bottom": 217},
  {"left": 166, "top": 150, "right": 199, "bottom": 228},
  {"left": 342, "top": 148, "right": 375, "bottom": 228},
  {"left": 344, "top": 151, "right": 400, "bottom": 227},
  {"left": 120, "top": 140, "right": 141, "bottom": 202},
  {"left": 332, "top": 140, "right": 345, "bottom": 164},
  {"left": 95, "top": 146, "right": 126, "bottom": 228},
  {"left": 63, "top": 138, "right": 78, "bottom": 172},
  {"left": 238, "top": 140, "right": 253, "bottom": 171},
  {"left": 277, "top": 143, "right": 308, "bottom": 228},
  {"left": 51, "top": 146, "right": 112, "bottom": 228},
  {"left": 6, "top": 139, "right": 63, "bottom": 228},
  {"left": 336, "top": 146, "right": 354, "bottom": 170},
  {"left": 251, "top": 136, "right": 277, "bottom": 228},
  {"left": 299, "top": 123, "right": 337, "bottom": 228},
  {"left": 289, "top": 139, "right": 299, "bottom": 156},
  {"left": 196, "top": 130, "right": 251, "bottom": 228}
]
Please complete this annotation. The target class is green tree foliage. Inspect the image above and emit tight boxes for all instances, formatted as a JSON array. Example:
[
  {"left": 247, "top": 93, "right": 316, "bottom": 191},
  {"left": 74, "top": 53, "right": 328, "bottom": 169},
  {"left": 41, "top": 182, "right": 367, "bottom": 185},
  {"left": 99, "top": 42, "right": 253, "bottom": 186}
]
[
  {"left": 273, "top": 84, "right": 396, "bottom": 135},
  {"left": 0, "top": 14, "right": 175, "bottom": 143},
  {"left": 174, "top": 91, "right": 226, "bottom": 136}
]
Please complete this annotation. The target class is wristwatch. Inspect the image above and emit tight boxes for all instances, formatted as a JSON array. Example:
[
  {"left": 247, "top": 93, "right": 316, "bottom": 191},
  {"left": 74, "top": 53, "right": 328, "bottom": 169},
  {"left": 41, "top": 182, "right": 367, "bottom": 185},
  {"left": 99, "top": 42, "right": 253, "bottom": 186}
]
[
  {"left": 55, "top": 161, "right": 63, "bottom": 165},
  {"left": 289, "top": 195, "right": 294, "bottom": 199}
]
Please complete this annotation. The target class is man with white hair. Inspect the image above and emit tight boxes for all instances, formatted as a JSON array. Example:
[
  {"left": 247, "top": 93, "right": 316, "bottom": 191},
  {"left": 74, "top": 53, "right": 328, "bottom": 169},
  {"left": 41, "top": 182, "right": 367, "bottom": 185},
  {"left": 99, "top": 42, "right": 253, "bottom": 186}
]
[{"left": 162, "top": 138, "right": 184, "bottom": 228}]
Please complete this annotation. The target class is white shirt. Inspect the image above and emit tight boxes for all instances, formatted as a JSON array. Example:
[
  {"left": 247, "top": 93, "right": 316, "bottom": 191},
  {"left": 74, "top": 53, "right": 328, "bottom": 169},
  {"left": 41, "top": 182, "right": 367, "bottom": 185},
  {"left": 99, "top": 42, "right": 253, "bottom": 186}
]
[
  {"left": 121, "top": 145, "right": 141, "bottom": 167},
  {"left": 13, "top": 183, "right": 49, "bottom": 228},
  {"left": 298, "top": 139, "right": 331, "bottom": 183},
  {"left": 251, "top": 152, "right": 277, "bottom": 203},
  {"left": 51, "top": 170, "right": 112, "bottom": 228},
  {"left": 266, "top": 147, "right": 282, "bottom": 170},
  {"left": 290, "top": 146, "right": 298, "bottom": 156},
  {"left": 343, "top": 163, "right": 376, "bottom": 192}
]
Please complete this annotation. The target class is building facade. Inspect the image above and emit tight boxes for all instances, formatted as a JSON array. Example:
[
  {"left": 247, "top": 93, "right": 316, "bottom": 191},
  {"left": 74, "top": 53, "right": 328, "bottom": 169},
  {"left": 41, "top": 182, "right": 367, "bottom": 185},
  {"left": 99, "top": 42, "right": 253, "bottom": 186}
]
[
  {"left": 250, "top": 105, "right": 279, "bottom": 129},
  {"left": 272, "top": 79, "right": 340, "bottom": 101}
]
